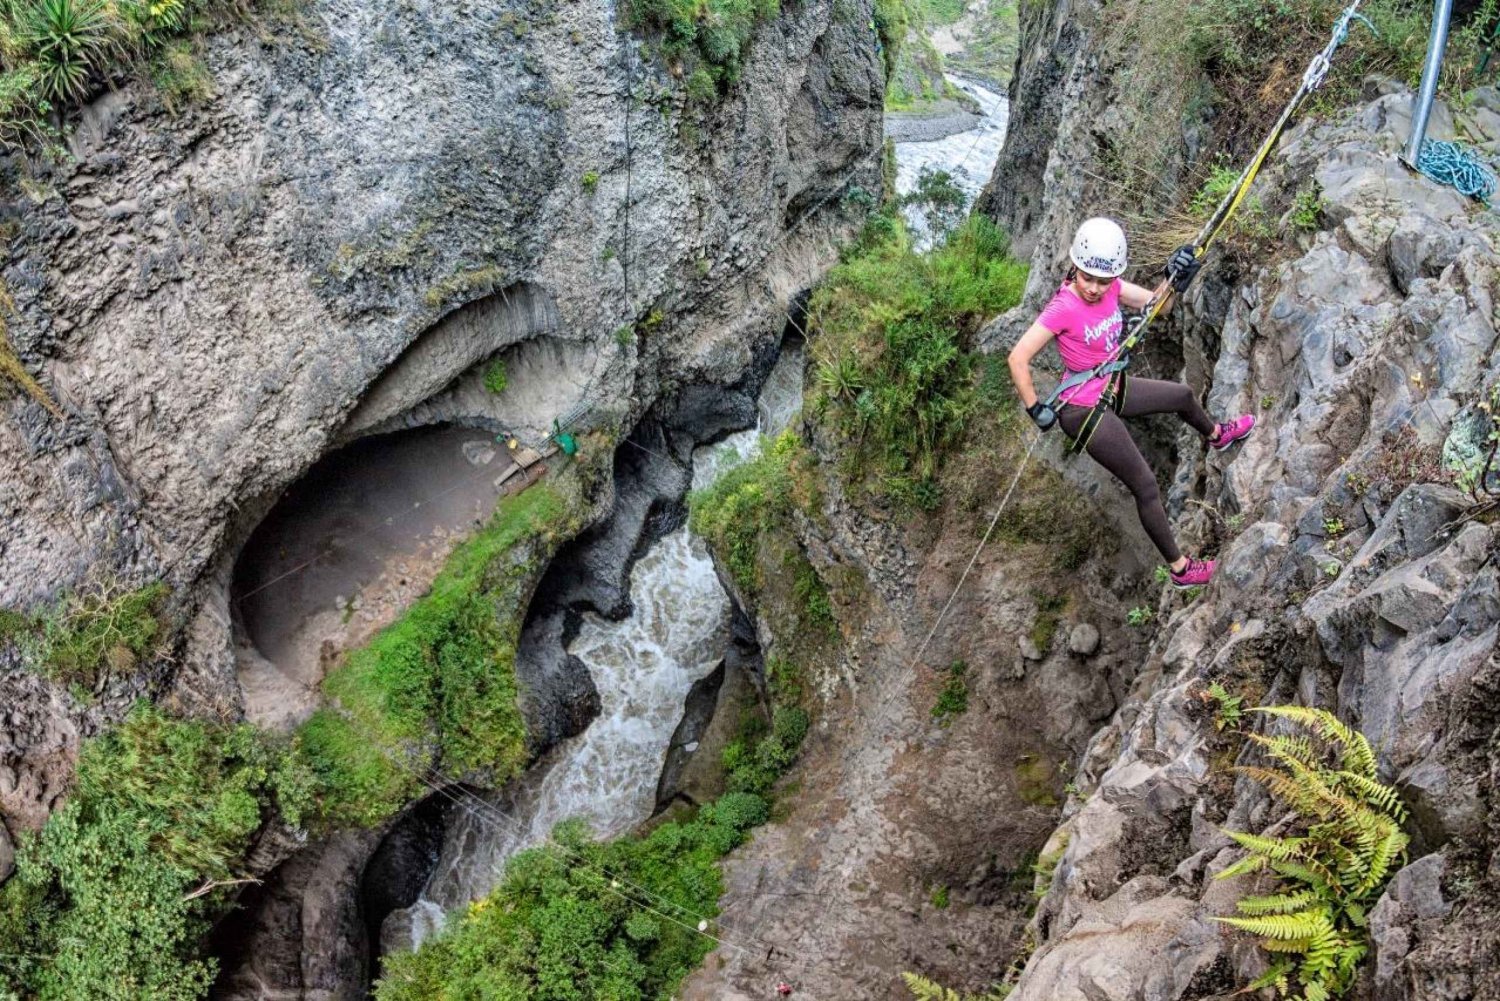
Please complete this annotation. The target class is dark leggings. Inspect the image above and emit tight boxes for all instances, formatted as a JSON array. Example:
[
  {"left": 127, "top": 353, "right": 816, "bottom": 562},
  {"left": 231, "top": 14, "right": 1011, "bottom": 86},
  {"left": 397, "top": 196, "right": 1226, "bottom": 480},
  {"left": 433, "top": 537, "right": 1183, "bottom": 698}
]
[{"left": 1057, "top": 378, "right": 1216, "bottom": 563}]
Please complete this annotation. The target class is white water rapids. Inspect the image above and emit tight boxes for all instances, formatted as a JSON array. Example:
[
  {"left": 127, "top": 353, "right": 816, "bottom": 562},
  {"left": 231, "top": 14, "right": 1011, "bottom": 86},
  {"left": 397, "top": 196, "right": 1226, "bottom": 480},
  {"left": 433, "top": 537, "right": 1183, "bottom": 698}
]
[
  {"left": 385, "top": 342, "right": 806, "bottom": 952},
  {"left": 893, "top": 75, "right": 1010, "bottom": 244}
]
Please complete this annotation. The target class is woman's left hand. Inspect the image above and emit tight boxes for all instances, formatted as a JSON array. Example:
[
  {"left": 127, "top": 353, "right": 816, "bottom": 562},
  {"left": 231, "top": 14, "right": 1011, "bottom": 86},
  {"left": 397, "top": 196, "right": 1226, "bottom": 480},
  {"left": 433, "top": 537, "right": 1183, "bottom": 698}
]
[{"left": 1168, "top": 245, "right": 1202, "bottom": 292}]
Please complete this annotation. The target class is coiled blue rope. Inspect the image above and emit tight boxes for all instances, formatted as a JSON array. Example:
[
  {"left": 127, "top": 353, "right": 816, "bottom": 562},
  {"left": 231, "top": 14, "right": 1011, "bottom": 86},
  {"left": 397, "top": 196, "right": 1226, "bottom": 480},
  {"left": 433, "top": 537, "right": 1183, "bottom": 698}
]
[{"left": 1416, "top": 138, "right": 1498, "bottom": 206}]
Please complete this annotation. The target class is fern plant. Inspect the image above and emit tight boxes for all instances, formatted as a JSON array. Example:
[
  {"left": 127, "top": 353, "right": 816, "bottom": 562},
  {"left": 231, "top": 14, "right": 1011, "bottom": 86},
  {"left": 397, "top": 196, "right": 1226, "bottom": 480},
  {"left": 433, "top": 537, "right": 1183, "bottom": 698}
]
[
  {"left": 902, "top": 972, "right": 1011, "bottom": 1001},
  {"left": 1206, "top": 681, "right": 1245, "bottom": 731},
  {"left": 1215, "top": 706, "right": 1409, "bottom": 1001}
]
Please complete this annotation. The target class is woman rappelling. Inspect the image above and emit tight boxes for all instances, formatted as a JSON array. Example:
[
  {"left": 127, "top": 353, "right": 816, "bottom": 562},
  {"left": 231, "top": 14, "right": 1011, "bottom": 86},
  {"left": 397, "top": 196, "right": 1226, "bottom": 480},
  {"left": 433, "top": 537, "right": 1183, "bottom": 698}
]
[{"left": 1007, "top": 217, "right": 1255, "bottom": 588}]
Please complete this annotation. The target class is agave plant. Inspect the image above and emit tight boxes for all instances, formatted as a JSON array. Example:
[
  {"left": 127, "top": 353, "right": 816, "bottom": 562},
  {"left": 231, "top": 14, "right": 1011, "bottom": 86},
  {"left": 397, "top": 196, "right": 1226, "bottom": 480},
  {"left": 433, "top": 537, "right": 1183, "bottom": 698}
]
[
  {"left": 22, "top": 0, "right": 116, "bottom": 104},
  {"left": 1215, "top": 705, "right": 1409, "bottom": 1001}
]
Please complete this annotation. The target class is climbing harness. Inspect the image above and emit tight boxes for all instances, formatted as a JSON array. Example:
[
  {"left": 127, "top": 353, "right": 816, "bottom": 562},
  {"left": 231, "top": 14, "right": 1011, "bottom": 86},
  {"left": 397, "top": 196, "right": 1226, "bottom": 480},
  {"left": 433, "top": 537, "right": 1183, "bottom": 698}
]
[{"left": 1044, "top": 0, "right": 1374, "bottom": 456}]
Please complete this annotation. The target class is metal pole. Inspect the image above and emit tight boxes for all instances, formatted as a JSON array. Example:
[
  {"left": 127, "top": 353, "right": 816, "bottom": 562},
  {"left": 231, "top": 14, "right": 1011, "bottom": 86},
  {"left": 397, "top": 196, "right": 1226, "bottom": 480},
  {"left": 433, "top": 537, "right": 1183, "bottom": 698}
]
[{"left": 1405, "top": 0, "right": 1455, "bottom": 167}]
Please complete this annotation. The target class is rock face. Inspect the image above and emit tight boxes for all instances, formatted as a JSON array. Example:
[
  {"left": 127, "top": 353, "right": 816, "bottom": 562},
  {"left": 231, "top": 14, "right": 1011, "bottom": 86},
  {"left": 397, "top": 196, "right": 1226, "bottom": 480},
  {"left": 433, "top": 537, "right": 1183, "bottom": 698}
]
[
  {"left": 1, "top": 1, "right": 885, "bottom": 993},
  {"left": 0, "top": 0, "right": 882, "bottom": 650},
  {"left": 986, "top": 75, "right": 1500, "bottom": 1001},
  {"left": 687, "top": 11, "right": 1499, "bottom": 1000}
]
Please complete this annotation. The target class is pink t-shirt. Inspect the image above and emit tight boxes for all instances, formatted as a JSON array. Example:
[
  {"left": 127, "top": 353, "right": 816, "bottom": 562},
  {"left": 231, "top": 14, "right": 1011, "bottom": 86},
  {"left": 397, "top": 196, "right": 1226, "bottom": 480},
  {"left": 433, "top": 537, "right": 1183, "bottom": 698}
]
[{"left": 1036, "top": 279, "right": 1125, "bottom": 407}]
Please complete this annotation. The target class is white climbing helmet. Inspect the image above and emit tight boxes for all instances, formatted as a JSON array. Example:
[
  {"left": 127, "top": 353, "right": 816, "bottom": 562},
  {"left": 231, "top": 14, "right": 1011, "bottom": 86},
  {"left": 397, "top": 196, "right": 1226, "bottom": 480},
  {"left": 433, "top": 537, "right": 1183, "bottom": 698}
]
[{"left": 1069, "top": 217, "right": 1128, "bottom": 278}]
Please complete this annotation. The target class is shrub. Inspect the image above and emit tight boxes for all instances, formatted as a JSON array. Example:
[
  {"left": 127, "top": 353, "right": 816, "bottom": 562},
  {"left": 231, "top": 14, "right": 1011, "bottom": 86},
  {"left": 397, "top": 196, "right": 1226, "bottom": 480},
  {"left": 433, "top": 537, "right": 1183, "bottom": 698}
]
[
  {"left": 624, "top": 0, "right": 782, "bottom": 101},
  {"left": 807, "top": 211, "right": 1026, "bottom": 503},
  {"left": 722, "top": 703, "right": 808, "bottom": 796},
  {"left": 930, "top": 660, "right": 968, "bottom": 726},
  {"left": 2, "top": 578, "right": 170, "bottom": 687},
  {"left": 580, "top": 169, "right": 599, "bottom": 194},
  {"left": 1289, "top": 181, "right": 1324, "bottom": 232},
  {"left": 687, "top": 429, "right": 803, "bottom": 595},
  {"left": 0, "top": 704, "right": 313, "bottom": 1000},
  {"left": 22, "top": 0, "right": 116, "bottom": 104},
  {"left": 149, "top": 38, "right": 213, "bottom": 111},
  {"left": 902, "top": 166, "right": 968, "bottom": 239},
  {"left": 483, "top": 358, "right": 508, "bottom": 395},
  {"left": 1215, "top": 706, "right": 1408, "bottom": 1001},
  {"left": 0, "top": 0, "right": 253, "bottom": 144},
  {"left": 374, "top": 798, "right": 768, "bottom": 1001},
  {"left": 791, "top": 556, "right": 835, "bottom": 634}
]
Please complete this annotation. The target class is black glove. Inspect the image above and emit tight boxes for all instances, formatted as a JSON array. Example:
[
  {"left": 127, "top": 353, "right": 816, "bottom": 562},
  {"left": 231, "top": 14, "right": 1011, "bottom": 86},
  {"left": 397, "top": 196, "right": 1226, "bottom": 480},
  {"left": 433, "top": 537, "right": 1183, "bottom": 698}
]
[
  {"left": 1027, "top": 401, "right": 1057, "bottom": 432},
  {"left": 1168, "top": 244, "right": 1202, "bottom": 293}
]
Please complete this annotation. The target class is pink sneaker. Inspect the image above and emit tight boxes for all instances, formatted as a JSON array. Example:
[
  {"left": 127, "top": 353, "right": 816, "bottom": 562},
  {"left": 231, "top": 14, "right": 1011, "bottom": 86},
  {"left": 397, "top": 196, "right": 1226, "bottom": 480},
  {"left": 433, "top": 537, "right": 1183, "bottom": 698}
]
[
  {"left": 1170, "top": 557, "right": 1215, "bottom": 588},
  {"left": 1210, "top": 414, "right": 1255, "bottom": 450}
]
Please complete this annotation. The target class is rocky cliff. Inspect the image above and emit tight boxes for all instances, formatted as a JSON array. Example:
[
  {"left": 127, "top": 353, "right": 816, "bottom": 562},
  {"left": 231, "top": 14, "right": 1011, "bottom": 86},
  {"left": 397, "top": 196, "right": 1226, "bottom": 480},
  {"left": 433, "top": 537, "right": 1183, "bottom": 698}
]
[
  {"left": 975, "top": 2, "right": 1500, "bottom": 998},
  {"left": 998, "top": 85, "right": 1500, "bottom": 1001},
  {"left": 0, "top": 1, "right": 885, "bottom": 994},
  {"left": 0, "top": 0, "right": 882, "bottom": 846},
  {"left": 680, "top": 5, "right": 1500, "bottom": 1001}
]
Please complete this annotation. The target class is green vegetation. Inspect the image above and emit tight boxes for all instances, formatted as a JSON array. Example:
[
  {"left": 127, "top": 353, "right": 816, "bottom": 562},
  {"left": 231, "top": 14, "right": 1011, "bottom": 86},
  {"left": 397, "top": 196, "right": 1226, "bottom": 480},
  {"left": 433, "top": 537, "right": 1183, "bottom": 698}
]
[
  {"left": 0, "top": 0, "right": 291, "bottom": 146},
  {"left": 299, "top": 482, "right": 576, "bottom": 828},
  {"left": 1188, "top": 164, "right": 1243, "bottom": 216},
  {"left": 946, "top": 0, "right": 1020, "bottom": 88},
  {"left": 808, "top": 211, "right": 1026, "bottom": 506},
  {"left": 148, "top": 38, "right": 213, "bottom": 111},
  {"left": 375, "top": 796, "right": 764, "bottom": 1001},
  {"left": 930, "top": 659, "right": 968, "bottom": 726},
  {"left": 0, "top": 579, "right": 170, "bottom": 687},
  {"left": 1, "top": 317, "right": 62, "bottom": 414},
  {"left": 902, "top": 166, "right": 968, "bottom": 239},
  {"left": 901, "top": 973, "right": 1011, "bottom": 1000},
  {"left": 792, "top": 555, "right": 836, "bottom": 634},
  {"left": 374, "top": 650, "right": 810, "bottom": 1001},
  {"left": 1205, "top": 681, "right": 1246, "bottom": 731},
  {"left": 874, "top": 0, "right": 911, "bottom": 81},
  {"left": 1027, "top": 591, "right": 1066, "bottom": 655},
  {"left": 483, "top": 358, "right": 508, "bottom": 395},
  {"left": 916, "top": 0, "right": 965, "bottom": 24},
  {"left": 580, "top": 169, "right": 600, "bottom": 194},
  {"left": 1215, "top": 706, "right": 1408, "bottom": 1001},
  {"left": 1126, "top": 606, "right": 1153, "bottom": 627},
  {"left": 1101, "top": 0, "right": 1498, "bottom": 223},
  {"left": 0, "top": 471, "right": 591, "bottom": 998},
  {"left": 688, "top": 429, "right": 811, "bottom": 596},
  {"left": 0, "top": 704, "right": 313, "bottom": 1000},
  {"left": 721, "top": 689, "right": 809, "bottom": 798},
  {"left": 623, "top": 0, "right": 782, "bottom": 102},
  {"left": 1013, "top": 754, "right": 1059, "bottom": 807},
  {"left": 1031, "top": 831, "right": 1068, "bottom": 899},
  {"left": 1446, "top": 382, "right": 1499, "bottom": 499},
  {"left": 1289, "top": 182, "right": 1325, "bottom": 232},
  {"left": 885, "top": 16, "right": 950, "bottom": 112},
  {"left": 423, "top": 263, "right": 506, "bottom": 310},
  {"left": 929, "top": 884, "right": 950, "bottom": 909}
]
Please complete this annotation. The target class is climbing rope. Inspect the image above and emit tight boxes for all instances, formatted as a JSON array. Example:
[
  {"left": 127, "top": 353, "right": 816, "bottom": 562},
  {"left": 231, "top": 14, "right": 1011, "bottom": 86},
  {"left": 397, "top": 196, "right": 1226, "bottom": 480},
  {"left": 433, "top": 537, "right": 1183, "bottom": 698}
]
[{"left": 1414, "top": 138, "right": 1498, "bottom": 204}]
